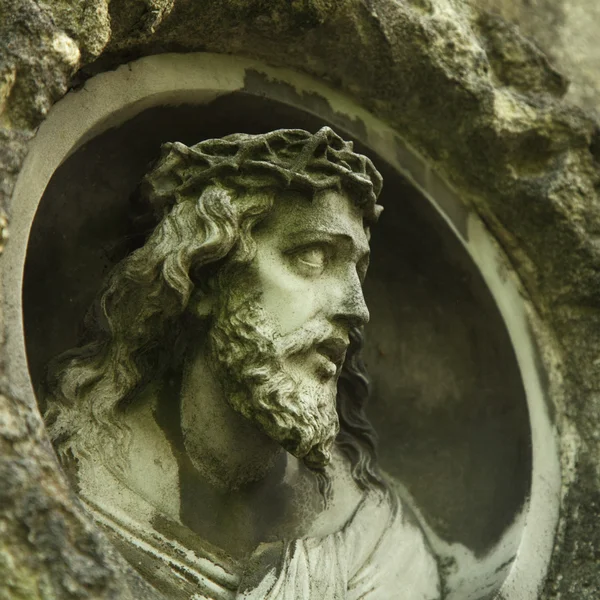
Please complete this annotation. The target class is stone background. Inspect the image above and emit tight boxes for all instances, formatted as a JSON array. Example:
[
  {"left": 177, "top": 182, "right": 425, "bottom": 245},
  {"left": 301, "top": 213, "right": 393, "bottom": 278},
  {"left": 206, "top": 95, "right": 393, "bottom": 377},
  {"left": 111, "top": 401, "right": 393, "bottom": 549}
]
[
  {"left": 1, "top": 1, "right": 600, "bottom": 598},
  {"left": 478, "top": 0, "right": 600, "bottom": 116}
]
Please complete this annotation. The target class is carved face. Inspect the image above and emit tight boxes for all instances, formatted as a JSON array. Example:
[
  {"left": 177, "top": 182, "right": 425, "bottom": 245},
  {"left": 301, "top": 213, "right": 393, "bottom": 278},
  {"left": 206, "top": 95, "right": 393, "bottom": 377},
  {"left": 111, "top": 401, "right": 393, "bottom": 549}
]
[
  {"left": 250, "top": 188, "right": 370, "bottom": 376},
  {"left": 184, "top": 188, "right": 371, "bottom": 471}
]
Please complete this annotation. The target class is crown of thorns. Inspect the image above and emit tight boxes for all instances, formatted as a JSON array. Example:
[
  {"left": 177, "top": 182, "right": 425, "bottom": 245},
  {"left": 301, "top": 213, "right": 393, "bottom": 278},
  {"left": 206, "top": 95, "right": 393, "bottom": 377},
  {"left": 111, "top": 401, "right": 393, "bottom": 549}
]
[{"left": 142, "top": 127, "right": 383, "bottom": 224}]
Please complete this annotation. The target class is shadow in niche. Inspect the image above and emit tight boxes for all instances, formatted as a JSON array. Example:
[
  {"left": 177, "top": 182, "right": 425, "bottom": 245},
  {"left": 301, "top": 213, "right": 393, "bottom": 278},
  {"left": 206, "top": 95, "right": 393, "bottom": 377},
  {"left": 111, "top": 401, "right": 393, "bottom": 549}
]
[{"left": 23, "top": 94, "right": 531, "bottom": 560}]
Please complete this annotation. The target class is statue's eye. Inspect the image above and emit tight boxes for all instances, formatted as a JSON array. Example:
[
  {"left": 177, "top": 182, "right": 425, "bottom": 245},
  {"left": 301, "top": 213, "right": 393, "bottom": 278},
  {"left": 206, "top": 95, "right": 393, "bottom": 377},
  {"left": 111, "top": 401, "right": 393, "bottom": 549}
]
[{"left": 292, "top": 246, "right": 327, "bottom": 275}]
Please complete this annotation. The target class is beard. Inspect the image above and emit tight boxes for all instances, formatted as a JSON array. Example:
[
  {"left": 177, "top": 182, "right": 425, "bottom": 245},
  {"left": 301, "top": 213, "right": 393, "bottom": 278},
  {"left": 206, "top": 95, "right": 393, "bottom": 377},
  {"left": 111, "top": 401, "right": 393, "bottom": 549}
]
[{"left": 207, "top": 284, "right": 340, "bottom": 471}]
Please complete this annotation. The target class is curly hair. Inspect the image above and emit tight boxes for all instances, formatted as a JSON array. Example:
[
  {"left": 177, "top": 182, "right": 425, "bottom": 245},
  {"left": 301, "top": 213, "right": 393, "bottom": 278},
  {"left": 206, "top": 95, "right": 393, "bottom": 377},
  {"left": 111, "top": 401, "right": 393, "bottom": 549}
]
[{"left": 44, "top": 127, "right": 386, "bottom": 492}]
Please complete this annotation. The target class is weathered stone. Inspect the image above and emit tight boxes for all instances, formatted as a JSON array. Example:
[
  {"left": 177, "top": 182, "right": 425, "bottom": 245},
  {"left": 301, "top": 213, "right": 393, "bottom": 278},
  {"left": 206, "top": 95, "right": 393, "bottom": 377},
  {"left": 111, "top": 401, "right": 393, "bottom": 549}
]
[
  {"left": 1, "top": 0, "right": 599, "bottom": 598},
  {"left": 475, "top": 0, "right": 600, "bottom": 116},
  {"left": 475, "top": 12, "right": 568, "bottom": 97}
]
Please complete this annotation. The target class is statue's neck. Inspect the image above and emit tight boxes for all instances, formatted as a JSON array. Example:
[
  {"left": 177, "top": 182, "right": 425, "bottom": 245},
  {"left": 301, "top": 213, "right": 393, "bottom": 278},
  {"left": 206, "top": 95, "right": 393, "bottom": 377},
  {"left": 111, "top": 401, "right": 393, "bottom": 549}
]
[
  {"left": 104, "top": 344, "right": 318, "bottom": 557},
  {"left": 175, "top": 343, "right": 286, "bottom": 490},
  {"left": 89, "top": 343, "right": 363, "bottom": 558}
]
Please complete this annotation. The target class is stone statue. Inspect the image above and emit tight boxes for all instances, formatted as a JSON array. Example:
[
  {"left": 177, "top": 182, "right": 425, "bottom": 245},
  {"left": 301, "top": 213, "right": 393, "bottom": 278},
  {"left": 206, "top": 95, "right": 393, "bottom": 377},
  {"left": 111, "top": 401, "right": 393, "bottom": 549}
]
[{"left": 42, "top": 128, "right": 440, "bottom": 599}]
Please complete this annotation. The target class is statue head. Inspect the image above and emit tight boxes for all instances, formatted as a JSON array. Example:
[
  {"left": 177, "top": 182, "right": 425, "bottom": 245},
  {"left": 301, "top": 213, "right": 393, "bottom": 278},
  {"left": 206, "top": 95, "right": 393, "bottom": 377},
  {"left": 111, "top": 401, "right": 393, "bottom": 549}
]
[{"left": 44, "top": 127, "right": 385, "bottom": 493}]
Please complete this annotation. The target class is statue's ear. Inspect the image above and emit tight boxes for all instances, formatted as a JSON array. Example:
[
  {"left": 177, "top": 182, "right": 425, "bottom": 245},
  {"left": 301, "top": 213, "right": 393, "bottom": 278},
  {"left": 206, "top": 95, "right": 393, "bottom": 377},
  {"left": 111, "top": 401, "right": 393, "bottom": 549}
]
[{"left": 188, "top": 288, "right": 215, "bottom": 319}]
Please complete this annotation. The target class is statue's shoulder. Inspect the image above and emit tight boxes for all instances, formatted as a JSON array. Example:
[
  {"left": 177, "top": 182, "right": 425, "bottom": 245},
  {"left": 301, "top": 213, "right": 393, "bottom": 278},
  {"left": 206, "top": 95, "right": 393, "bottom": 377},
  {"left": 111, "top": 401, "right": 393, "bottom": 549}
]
[
  {"left": 343, "top": 488, "right": 441, "bottom": 600},
  {"left": 304, "top": 447, "right": 366, "bottom": 538}
]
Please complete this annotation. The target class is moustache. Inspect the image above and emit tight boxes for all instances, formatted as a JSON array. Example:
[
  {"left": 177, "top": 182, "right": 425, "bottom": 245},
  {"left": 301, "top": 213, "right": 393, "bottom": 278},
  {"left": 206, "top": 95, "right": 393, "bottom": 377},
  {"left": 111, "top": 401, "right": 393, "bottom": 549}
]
[{"left": 275, "top": 321, "right": 349, "bottom": 364}]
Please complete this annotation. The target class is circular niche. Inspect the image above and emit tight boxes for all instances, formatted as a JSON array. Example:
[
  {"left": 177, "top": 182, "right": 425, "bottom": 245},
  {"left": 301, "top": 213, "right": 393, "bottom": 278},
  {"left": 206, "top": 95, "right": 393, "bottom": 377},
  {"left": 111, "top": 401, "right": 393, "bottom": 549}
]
[{"left": 23, "top": 94, "right": 530, "bottom": 597}]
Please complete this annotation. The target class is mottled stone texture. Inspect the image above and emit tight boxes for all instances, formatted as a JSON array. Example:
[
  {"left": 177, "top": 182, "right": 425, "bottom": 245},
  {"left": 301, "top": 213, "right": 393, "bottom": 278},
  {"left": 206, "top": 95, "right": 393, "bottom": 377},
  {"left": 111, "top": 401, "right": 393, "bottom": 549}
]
[
  {"left": 476, "top": 0, "right": 600, "bottom": 116},
  {"left": 0, "top": 0, "right": 599, "bottom": 598}
]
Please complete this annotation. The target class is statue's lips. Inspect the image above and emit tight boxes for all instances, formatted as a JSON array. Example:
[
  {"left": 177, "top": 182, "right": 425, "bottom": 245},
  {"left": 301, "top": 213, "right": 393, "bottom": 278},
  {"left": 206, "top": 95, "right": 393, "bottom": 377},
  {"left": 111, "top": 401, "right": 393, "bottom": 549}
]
[{"left": 315, "top": 337, "right": 349, "bottom": 374}]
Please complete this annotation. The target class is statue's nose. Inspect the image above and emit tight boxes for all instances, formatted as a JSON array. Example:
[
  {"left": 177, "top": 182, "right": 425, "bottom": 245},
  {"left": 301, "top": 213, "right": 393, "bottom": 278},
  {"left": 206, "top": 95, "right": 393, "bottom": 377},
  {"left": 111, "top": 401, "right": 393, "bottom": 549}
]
[{"left": 330, "top": 272, "right": 370, "bottom": 329}]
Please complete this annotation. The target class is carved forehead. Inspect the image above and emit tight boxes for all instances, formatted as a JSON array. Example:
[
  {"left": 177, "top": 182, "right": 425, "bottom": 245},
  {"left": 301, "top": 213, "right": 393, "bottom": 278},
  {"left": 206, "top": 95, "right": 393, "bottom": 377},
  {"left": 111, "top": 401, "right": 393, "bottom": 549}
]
[{"left": 254, "top": 189, "right": 371, "bottom": 255}]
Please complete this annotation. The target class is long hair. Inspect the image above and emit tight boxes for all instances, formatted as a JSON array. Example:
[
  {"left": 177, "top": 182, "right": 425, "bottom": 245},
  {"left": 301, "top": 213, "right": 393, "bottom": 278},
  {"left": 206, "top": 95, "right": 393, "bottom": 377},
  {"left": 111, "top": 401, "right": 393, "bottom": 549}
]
[{"left": 43, "top": 128, "right": 386, "bottom": 492}]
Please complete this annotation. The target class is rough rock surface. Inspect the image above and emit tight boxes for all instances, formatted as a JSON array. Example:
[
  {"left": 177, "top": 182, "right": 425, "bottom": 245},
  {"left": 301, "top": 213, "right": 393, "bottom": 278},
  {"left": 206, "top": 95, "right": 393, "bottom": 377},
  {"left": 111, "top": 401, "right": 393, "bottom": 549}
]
[
  {"left": 477, "top": 0, "right": 600, "bottom": 116},
  {"left": 1, "top": 0, "right": 599, "bottom": 598}
]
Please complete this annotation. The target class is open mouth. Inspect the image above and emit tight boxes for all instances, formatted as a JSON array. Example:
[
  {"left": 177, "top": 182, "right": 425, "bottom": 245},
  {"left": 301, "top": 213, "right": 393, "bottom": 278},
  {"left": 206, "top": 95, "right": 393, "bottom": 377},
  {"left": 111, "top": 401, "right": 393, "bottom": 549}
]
[{"left": 315, "top": 337, "right": 349, "bottom": 372}]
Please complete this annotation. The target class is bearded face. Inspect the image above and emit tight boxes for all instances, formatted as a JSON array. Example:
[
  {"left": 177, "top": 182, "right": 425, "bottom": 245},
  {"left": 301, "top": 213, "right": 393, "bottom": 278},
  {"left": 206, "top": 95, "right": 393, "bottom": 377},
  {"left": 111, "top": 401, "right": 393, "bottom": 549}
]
[
  {"left": 206, "top": 283, "right": 342, "bottom": 471},
  {"left": 182, "top": 189, "right": 370, "bottom": 476}
]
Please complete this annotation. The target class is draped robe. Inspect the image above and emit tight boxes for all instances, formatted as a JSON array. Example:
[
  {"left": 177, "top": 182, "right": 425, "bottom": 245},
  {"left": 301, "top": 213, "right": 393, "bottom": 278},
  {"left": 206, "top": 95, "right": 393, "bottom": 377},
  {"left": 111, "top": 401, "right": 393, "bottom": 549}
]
[{"left": 83, "top": 468, "right": 440, "bottom": 600}]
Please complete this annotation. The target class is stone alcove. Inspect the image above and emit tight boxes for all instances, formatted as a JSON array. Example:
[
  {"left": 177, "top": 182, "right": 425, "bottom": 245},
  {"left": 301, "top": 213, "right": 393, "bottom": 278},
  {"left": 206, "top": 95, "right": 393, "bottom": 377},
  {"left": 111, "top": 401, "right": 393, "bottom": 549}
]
[
  {"left": 5, "top": 2, "right": 600, "bottom": 599},
  {"left": 4, "top": 53, "right": 559, "bottom": 599}
]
